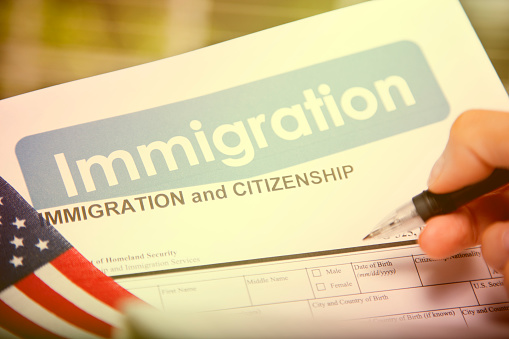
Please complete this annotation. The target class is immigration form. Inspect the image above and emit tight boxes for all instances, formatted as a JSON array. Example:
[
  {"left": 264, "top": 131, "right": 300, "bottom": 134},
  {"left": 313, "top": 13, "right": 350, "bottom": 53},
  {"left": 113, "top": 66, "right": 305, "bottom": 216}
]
[{"left": 1, "top": 0, "right": 509, "bottom": 336}]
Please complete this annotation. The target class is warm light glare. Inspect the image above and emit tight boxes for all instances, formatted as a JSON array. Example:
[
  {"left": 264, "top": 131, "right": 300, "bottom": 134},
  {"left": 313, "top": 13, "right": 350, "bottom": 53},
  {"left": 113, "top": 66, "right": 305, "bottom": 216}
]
[{"left": 0, "top": 0, "right": 507, "bottom": 100}]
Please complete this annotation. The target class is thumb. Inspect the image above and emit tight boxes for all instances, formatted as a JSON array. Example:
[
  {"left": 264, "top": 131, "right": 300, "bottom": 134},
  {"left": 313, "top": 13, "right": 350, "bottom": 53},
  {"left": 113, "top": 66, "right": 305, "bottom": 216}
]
[{"left": 427, "top": 110, "right": 509, "bottom": 194}]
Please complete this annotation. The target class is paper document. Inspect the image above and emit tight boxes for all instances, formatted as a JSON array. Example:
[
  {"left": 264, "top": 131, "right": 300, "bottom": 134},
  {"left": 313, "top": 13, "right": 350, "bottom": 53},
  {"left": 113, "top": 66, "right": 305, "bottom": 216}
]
[{"left": 1, "top": 0, "right": 509, "bottom": 334}]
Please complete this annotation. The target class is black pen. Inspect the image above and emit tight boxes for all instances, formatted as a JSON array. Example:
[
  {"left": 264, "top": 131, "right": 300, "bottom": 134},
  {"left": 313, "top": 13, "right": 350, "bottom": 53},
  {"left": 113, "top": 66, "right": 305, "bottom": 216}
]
[{"left": 363, "top": 168, "right": 509, "bottom": 240}]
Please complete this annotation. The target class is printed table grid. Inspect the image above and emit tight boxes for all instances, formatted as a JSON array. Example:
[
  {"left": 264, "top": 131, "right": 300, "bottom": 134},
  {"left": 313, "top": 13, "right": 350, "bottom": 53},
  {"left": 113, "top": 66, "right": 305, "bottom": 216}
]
[{"left": 118, "top": 244, "right": 508, "bottom": 326}]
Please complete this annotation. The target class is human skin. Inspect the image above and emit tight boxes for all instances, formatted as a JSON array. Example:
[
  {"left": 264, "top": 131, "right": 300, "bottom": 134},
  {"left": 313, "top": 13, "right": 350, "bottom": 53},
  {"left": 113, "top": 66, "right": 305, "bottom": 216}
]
[{"left": 418, "top": 110, "right": 509, "bottom": 295}]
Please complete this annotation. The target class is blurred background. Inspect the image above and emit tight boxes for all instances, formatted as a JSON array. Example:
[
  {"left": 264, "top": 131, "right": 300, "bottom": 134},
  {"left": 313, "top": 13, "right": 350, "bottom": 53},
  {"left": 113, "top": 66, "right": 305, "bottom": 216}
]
[{"left": 0, "top": 0, "right": 508, "bottom": 100}]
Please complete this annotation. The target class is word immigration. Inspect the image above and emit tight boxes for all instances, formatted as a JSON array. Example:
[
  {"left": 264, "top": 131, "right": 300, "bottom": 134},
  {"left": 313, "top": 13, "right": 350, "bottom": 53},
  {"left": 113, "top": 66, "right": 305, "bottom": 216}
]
[
  {"left": 41, "top": 191, "right": 184, "bottom": 225},
  {"left": 17, "top": 41, "right": 449, "bottom": 209},
  {"left": 55, "top": 76, "right": 415, "bottom": 198}
]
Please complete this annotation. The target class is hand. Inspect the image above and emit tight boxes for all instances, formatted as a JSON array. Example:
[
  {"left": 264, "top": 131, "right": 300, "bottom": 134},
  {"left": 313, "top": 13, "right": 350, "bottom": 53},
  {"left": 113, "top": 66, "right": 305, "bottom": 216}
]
[{"left": 418, "top": 110, "right": 509, "bottom": 294}]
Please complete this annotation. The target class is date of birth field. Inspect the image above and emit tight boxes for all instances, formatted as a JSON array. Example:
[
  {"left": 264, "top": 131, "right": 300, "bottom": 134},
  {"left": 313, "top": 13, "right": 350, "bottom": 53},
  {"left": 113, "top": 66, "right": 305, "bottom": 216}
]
[{"left": 125, "top": 246, "right": 508, "bottom": 317}]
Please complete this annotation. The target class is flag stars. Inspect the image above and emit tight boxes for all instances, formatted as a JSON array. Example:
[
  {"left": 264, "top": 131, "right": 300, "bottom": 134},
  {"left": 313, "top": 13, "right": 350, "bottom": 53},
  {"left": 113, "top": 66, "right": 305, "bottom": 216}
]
[
  {"left": 12, "top": 218, "right": 26, "bottom": 230},
  {"left": 10, "top": 236, "right": 24, "bottom": 249},
  {"left": 9, "top": 255, "right": 23, "bottom": 268},
  {"left": 35, "top": 239, "right": 49, "bottom": 251}
]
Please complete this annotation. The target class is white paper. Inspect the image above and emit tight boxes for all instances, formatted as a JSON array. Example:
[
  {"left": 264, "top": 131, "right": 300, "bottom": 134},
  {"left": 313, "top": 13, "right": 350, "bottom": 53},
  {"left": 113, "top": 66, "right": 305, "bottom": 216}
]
[{"left": 1, "top": 0, "right": 509, "bottom": 335}]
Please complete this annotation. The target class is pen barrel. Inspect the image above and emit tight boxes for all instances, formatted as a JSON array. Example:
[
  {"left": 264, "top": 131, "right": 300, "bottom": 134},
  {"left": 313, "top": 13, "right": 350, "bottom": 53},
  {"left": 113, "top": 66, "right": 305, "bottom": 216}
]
[{"left": 413, "top": 168, "right": 509, "bottom": 221}]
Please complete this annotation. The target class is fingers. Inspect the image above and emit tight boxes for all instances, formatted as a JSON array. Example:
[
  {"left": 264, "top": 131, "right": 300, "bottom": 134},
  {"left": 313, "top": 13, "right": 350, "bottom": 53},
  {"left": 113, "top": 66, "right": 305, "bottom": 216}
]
[
  {"left": 418, "top": 213, "right": 474, "bottom": 259},
  {"left": 418, "top": 189, "right": 509, "bottom": 259},
  {"left": 504, "top": 263, "right": 509, "bottom": 296},
  {"left": 422, "top": 110, "right": 509, "bottom": 293},
  {"left": 482, "top": 221, "right": 509, "bottom": 296},
  {"left": 427, "top": 110, "right": 509, "bottom": 194},
  {"left": 481, "top": 221, "right": 509, "bottom": 272}
]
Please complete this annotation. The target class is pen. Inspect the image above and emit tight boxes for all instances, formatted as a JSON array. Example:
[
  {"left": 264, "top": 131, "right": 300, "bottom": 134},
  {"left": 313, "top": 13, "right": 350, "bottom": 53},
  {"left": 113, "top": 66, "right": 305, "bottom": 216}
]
[{"left": 363, "top": 168, "right": 509, "bottom": 240}]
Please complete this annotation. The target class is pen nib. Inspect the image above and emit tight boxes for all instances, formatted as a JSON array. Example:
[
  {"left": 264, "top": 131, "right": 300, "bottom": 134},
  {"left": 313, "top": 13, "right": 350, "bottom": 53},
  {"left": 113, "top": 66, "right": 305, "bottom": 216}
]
[
  {"left": 362, "top": 227, "right": 385, "bottom": 241},
  {"left": 363, "top": 201, "right": 424, "bottom": 241}
]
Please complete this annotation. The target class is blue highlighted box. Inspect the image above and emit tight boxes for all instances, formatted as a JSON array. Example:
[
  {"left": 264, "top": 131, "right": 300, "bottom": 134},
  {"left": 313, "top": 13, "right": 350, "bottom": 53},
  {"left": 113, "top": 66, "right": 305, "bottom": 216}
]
[{"left": 16, "top": 41, "right": 449, "bottom": 209}]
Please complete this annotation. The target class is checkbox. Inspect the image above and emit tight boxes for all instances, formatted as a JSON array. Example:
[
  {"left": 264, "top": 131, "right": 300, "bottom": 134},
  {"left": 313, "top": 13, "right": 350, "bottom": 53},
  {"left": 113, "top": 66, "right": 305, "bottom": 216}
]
[
  {"left": 312, "top": 269, "right": 321, "bottom": 277},
  {"left": 316, "top": 283, "right": 326, "bottom": 291}
]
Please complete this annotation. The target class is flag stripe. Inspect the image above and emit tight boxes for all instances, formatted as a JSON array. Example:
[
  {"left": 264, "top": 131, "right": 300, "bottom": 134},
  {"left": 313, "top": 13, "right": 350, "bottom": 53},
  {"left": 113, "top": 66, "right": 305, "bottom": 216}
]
[
  {"left": 35, "top": 262, "right": 123, "bottom": 327},
  {"left": 51, "top": 248, "right": 137, "bottom": 310},
  {"left": 0, "top": 325, "right": 21, "bottom": 339},
  {"left": 0, "top": 286, "right": 101, "bottom": 339},
  {"left": 16, "top": 273, "right": 113, "bottom": 338},
  {"left": 0, "top": 298, "right": 63, "bottom": 339},
  {"left": 0, "top": 178, "right": 144, "bottom": 338}
]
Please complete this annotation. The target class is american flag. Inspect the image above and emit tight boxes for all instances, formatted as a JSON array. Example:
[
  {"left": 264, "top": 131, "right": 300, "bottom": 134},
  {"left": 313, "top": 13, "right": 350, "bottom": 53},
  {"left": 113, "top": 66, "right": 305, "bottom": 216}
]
[{"left": 0, "top": 177, "right": 141, "bottom": 338}]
